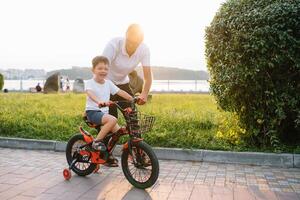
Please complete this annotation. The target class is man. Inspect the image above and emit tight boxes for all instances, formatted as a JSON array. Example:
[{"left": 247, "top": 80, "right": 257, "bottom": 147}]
[{"left": 102, "top": 24, "right": 153, "bottom": 118}]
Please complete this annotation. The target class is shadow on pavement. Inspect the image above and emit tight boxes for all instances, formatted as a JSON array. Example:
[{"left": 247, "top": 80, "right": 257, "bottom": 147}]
[{"left": 121, "top": 187, "right": 152, "bottom": 200}]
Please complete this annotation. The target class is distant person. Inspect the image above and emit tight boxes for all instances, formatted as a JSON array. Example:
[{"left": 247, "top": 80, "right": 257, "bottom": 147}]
[
  {"left": 102, "top": 24, "right": 153, "bottom": 118},
  {"left": 36, "top": 83, "right": 42, "bottom": 92},
  {"left": 65, "top": 78, "right": 70, "bottom": 92},
  {"left": 60, "top": 76, "right": 64, "bottom": 91},
  {"left": 85, "top": 56, "right": 133, "bottom": 166}
]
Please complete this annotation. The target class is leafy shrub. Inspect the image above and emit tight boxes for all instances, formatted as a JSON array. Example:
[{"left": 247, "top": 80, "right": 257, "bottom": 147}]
[
  {"left": 0, "top": 73, "right": 3, "bottom": 90},
  {"left": 216, "top": 112, "right": 248, "bottom": 146},
  {"left": 205, "top": 0, "right": 300, "bottom": 147}
]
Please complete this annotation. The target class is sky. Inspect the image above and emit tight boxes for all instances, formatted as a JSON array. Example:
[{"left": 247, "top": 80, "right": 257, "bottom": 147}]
[{"left": 0, "top": 0, "right": 225, "bottom": 72}]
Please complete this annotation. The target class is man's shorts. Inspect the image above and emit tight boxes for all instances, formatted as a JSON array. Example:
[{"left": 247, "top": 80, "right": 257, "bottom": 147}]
[{"left": 86, "top": 110, "right": 105, "bottom": 126}]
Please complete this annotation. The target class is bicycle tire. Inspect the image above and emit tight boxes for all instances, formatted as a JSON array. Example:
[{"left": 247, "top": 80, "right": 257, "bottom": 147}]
[
  {"left": 121, "top": 141, "right": 159, "bottom": 189},
  {"left": 66, "top": 134, "right": 97, "bottom": 176}
]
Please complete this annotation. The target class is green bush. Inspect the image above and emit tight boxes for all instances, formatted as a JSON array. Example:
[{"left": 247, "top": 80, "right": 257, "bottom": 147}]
[
  {"left": 215, "top": 112, "right": 248, "bottom": 146},
  {"left": 0, "top": 73, "right": 4, "bottom": 91},
  {"left": 205, "top": 0, "right": 300, "bottom": 147}
]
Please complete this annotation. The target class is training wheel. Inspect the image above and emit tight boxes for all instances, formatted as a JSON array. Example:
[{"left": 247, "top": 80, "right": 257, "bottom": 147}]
[
  {"left": 63, "top": 168, "right": 72, "bottom": 180},
  {"left": 94, "top": 164, "right": 100, "bottom": 173}
]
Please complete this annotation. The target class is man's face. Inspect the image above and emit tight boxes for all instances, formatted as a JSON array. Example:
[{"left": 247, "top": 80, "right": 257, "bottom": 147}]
[{"left": 126, "top": 32, "right": 143, "bottom": 52}]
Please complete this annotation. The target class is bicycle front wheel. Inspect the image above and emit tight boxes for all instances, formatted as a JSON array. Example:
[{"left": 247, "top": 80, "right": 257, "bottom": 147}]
[{"left": 121, "top": 141, "right": 159, "bottom": 189}]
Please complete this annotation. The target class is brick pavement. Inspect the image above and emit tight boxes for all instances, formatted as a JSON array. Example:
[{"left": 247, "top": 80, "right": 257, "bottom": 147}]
[{"left": 0, "top": 147, "right": 299, "bottom": 200}]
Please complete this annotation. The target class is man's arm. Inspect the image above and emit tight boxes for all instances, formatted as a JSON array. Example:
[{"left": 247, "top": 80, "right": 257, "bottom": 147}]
[{"left": 139, "top": 66, "right": 153, "bottom": 103}]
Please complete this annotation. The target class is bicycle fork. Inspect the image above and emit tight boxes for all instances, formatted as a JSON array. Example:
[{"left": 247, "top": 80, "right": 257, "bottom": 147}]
[{"left": 125, "top": 138, "right": 143, "bottom": 166}]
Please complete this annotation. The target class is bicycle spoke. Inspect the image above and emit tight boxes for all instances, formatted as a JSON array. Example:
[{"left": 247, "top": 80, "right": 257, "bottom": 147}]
[
  {"left": 127, "top": 150, "right": 152, "bottom": 183},
  {"left": 129, "top": 163, "right": 138, "bottom": 176},
  {"left": 71, "top": 140, "right": 91, "bottom": 171}
]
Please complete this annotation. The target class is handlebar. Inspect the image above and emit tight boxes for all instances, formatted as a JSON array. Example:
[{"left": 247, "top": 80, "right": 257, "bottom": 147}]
[
  {"left": 98, "top": 97, "right": 141, "bottom": 110},
  {"left": 114, "top": 96, "right": 140, "bottom": 105}
]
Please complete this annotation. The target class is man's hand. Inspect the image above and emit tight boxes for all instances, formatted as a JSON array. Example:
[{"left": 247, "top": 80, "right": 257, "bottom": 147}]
[{"left": 137, "top": 93, "right": 147, "bottom": 105}]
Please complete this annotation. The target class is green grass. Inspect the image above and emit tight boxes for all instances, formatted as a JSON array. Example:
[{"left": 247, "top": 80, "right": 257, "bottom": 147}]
[{"left": 0, "top": 93, "right": 298, "bottom": 153}]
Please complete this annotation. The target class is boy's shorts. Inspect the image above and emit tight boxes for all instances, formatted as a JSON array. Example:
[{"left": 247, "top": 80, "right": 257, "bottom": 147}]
[{"left": 86, "top": 110, "right": 105, "bottom": 125}]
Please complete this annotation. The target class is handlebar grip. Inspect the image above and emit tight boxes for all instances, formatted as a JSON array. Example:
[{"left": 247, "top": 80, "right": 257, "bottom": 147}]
[
  {"left": 98, "top": 101, "right": 115, "bottom": 108},
  {"left": 135, "top": 97, "right": 146, "bottom": 105},
  {"left": 98, "top": 103, "right": 106, "bottom": 108},
  {"left": 106, "top": 101, "right": 114, "bottom": 107},
  {"left": 133, "top": 96, "right": 141, "bottom": 104}
]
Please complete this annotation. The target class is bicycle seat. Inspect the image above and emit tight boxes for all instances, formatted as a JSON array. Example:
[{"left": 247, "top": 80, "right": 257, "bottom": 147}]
[
  {"left": 82, "top": 112, "right": 100, "bottom": 128},
  {"left": 79, "top": 126, "right": 92, "bottom": 137}
]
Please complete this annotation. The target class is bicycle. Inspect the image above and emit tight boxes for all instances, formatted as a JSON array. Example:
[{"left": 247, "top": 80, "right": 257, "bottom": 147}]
[{"left": 62, "top": 97, "right": 159, "bottom": 189}]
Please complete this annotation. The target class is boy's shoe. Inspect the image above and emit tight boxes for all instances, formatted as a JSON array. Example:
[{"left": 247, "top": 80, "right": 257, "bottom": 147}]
[
  {"left": 104, "top": 155, "right": 118, "bottom": 167},
  {"left": 92, "top": 141, "right": 107, "bottom": 152}
]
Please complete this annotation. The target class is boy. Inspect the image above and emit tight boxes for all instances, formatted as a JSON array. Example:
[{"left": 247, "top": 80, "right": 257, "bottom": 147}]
[{"left": 85, "top": 56, "right": 133, "bottom": 157}]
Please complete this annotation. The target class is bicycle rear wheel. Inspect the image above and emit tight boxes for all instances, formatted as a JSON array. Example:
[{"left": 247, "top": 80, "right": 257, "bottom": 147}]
[{"left": 66, "top": 134, "right": 96, "bottom": 176}]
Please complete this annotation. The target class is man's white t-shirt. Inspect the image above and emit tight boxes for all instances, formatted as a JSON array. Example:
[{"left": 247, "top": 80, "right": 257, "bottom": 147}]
[
  {"left": 85, "top": 79, "right": 120, "bottom": 113},
  {"left": 102, "top": 37, "right": 150, "bottom": 85}
]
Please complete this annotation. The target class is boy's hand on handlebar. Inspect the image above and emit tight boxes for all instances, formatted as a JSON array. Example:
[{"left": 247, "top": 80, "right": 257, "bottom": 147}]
[
  {"left": 98, "top": 101, "right": 114, "bottom": 107},
  {"left": 106, "top": 100, "right": 114, "bottom": 107},
  {"left": 98, "top": 101, "right": 106, "bottom": 107}
]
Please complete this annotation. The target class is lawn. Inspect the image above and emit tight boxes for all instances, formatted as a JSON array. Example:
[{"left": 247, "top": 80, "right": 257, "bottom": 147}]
[{"left": 0, "top": 93, "right": 298, "bottom": 153}]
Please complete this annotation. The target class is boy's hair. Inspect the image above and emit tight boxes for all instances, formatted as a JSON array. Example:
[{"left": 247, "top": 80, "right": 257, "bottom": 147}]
[{"left": 92, "top": 56, "right": 109, "bottom": 69}]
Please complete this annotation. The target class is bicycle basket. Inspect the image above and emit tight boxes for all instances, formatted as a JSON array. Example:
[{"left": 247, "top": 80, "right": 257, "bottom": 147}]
[{"left": 128, "top": 112, "right": 155, "bottom": 134}]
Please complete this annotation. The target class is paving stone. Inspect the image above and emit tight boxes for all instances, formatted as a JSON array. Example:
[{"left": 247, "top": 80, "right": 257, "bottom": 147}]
[
  {"left": 233, "top": 188, "right": 256, "bottom": 200},
  {"left": 0, "top": 148, "right": 299, "bottom": 200},
  {"left": 12, "top": 195, "right": 34, "bottom": 200},
  {"left": 210, "top": 186, "right": 233, "bottom": 200},
  {"left": 275, "top": 191, "right": 300, "bottom": 200},
  {"left": 248, "top": 186, "right": 279, "bottom": 200}
]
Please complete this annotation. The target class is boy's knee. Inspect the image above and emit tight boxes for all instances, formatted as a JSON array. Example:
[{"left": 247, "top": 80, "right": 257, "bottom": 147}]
[{"left": 108, "top": 115, "right": 117, "bottom": 124}]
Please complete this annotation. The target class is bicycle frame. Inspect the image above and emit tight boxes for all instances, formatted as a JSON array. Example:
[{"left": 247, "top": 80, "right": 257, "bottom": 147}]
[{"left": 77, "top": 99, "right": 144, "bottom": 165}]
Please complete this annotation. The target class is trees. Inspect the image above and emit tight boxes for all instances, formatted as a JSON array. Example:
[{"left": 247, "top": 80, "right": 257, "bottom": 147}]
[{"left": 205, "top": 0, "right": 300, "bottom": 147}]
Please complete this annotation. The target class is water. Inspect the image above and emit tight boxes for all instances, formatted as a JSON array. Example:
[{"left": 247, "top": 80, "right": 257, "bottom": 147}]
[
  {"left": 3, "top": 80, "right": 210, "bottom": 92},
  {"left": 151, "top": 80, "right": 209, "bottom": 92}
]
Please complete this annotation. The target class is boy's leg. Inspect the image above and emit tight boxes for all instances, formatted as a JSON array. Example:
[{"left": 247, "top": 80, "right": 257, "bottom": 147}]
[
  {"left": 92, "top": 114, "right": 117, "bottom": 153},
  {"left": 104, "top": 123, "right": 122, "bottom": 167},
  {"left": 111, "top": 124, "right": 121, "bottom": 133},
  {"left": 95, "top": 114, "right": 117, "bottom": 141}
]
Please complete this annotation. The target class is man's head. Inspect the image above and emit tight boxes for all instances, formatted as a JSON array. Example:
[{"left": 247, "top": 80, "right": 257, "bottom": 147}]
[{"left": 125, "top": 24, "right": 144, "bottom": 53}]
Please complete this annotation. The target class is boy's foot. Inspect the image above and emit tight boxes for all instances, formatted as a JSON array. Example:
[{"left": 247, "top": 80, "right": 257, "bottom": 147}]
[
  {"left": 92, "top": 141, "right": 107, "bottom": 152},
  {"left": 104, "top": 155, "right": 119, "bottom": 167}
]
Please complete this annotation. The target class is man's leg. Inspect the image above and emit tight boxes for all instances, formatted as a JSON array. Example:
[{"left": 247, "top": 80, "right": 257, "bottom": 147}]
[
  {"left": 107, "top": 83, "right": 134, "bottom": 166},
  {"left": 109, "top": 83, "right": 134, "bottom": 118}
]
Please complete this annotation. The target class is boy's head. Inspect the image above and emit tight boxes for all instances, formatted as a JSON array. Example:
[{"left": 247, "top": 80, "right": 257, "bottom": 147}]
[
  {"left": 91, "top": 56, "right": 109, "bottom": 78},
  {"left": 92, "top": 56, "right": 109, "bottom": 69}
]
